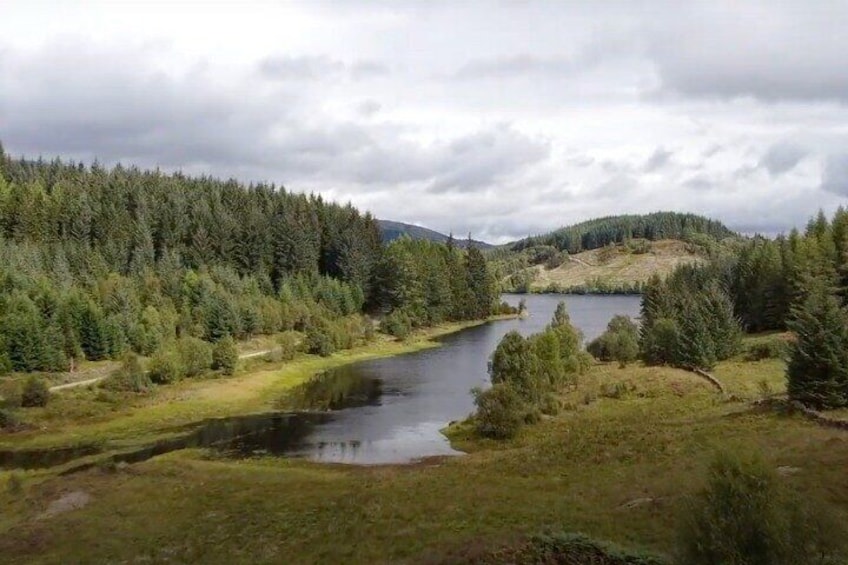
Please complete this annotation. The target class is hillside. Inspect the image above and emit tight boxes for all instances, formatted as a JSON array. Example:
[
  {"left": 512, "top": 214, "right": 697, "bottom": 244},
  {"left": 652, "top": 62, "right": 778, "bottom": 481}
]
[
  {"left": 377, "top": 219, "right": 494, "bottom": 249},
  {"left": 533, "top": 239, "right": 702, "bottom": 292},
  {"left": 511, "top": 212, "right": 736, "bottom": 254},
  {"left": 499, "top": 239, "right": 706, "bottom": 293}
]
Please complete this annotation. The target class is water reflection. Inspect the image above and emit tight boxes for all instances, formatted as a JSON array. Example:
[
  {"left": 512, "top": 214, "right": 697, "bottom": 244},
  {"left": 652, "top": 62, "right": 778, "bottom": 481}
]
[
  {"left": 279, "top": 370, "right": 384, "bottom": 411},
  {"left": 1, "top": 294, "right": 642, "bottom": 471}
]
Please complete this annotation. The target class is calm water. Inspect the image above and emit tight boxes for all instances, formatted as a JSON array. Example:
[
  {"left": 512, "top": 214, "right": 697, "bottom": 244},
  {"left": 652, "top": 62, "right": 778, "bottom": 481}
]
[
  {"left": 0, "top": 294, "right": 641, "bottom": 471},
  {"left": 280, "top": 293, "right": 641, "bottom": 465}
]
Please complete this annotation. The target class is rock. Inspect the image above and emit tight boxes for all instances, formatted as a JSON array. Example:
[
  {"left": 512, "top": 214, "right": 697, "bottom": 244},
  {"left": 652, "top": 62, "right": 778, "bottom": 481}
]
[
  {"left": 39, "top": 490, "right": 91, "bottom": 519},
  {"left": 776, "top": 466, "right": 802, "bottom": 477}
]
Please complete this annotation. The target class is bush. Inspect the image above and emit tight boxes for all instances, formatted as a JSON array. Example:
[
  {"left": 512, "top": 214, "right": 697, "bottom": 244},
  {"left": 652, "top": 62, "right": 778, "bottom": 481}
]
[
  {"left": 588, "top": 316, "right": 640, "bottom": 367},
  {"left": 306, "top": 326, "right": 336, "bottom": 357},
  {"left": 177, "top": 337, "right": 213, "bottom": 377},
  {"left": 102, "top": 353, "right": 151, "bottom": 392},
  {"left": 483, "top": 532, "right": 667, "bottom": 565},
  {"left": 148, "top": 348, "right": 184, "bottom": 384},
  {"left": 381, "top": 309, "right": 412, "bottom": 339},
  {"left": 677, "top": 452, "right": 845, "bottom": 565},
  {"left": 472, "top": 384, "right": 526, "bottom": 439},
  {"left": 0, "top": 408, "right": 19, "bottom": 429},
  {"left": 212, "top": 335, "right": 238, "bottom": 375},
  {"left": 745, "top": 339, "right": 786, "bottom": 362},
  {"left": 20, "top": 376, "right": 49, "bottom": 408}
]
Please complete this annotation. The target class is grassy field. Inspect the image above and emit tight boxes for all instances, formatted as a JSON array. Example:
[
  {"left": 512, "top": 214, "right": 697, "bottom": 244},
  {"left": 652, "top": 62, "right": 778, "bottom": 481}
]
[
  {"left": 530, "top": 240, "right": 701, "bottom": 291},
  {"left": 2, "top": 332, "right": 847, "bottom": 564}
]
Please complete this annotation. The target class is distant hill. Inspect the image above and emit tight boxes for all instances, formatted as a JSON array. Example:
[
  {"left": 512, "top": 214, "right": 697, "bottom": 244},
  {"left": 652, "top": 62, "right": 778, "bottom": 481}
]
[
  {"left": 377, "top": 220, "right": 494, "bottom": 249},
  {"left": 510, "top": 212, "right": 736, "bottom": 254}
]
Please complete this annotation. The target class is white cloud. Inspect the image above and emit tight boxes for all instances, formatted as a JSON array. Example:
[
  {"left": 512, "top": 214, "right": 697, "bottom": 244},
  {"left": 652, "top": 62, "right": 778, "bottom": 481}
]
[{"left": 1, "top": 0, "right": 846, "bottom": 244}]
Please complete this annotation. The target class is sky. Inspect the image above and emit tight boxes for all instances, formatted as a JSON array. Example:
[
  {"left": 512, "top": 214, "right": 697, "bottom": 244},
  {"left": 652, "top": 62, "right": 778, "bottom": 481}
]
[{"left": 2, "top": 1, "right": 848, "bottom": 244}]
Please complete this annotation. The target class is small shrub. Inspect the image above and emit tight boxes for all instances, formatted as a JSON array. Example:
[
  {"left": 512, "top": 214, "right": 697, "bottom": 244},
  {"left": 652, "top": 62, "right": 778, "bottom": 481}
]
[
  {"left": 381, "top": 309, "right": 412, "bottom": 339},
  {"left": 306, "top": 326, "right": 336, "bottom": 357},
  {"left": 588, "top": 316, "right": 640, "bottom": 367},
  {"left": 472, "top": 384, "right": 526, "bottom": 440},
  {"left": 277, "top": 331, "right": 301, "bottom": 361},
  {"left": 600, "top": 381, "right": 630, "bottom": 400},
  {"left": 0, "top": 408, "right": 19, "bottom": 429},
  {"left": 148, "top": 348, "right": 184, "bottom": 384},
  {"left": 20, "top": 377, "right": 49, "bottom": 408},
  {"left": 0, "top": 353, "right": 11, "bottom": 376},
  {"left": 102, "top": 353, "right": 152, "bottom": 392},
  {"left": 677, "top": 451, "right": 846, "bottom": 565},
  {"left": 539, "top": 392, "right": 560, "bottom": 416},
  {"left": 177, "top": 337, "right": 213, "bottom": 377},
  {"left": 212, "top": 335, "right": 238, "bottom": 375},
  {"left": 745, "top": 339, "right": 786, "bottom": 362}
]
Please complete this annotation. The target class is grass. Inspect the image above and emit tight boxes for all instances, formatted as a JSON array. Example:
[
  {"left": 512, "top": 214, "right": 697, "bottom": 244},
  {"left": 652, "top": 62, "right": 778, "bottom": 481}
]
[{"left": 2, "top": 342, "right": 848, "bottom": 564}]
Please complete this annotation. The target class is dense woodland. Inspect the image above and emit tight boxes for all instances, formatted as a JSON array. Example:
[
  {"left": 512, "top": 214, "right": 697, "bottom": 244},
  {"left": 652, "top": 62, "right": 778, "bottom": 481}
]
[
  {"left": 0, "top": 145, "right": 498, "bottom": 376},
  {"left": 632, "top": 208, "right": 848, "bottom": 408},
  {"left": 511, "top": 212, "right": 735, "bottom": 254}
]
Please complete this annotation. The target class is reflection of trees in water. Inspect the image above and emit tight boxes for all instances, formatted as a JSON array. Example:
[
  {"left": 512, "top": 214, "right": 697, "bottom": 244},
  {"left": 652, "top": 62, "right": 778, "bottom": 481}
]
[{"left": 280, "top": 369, "right": 383, "bottom": 411}]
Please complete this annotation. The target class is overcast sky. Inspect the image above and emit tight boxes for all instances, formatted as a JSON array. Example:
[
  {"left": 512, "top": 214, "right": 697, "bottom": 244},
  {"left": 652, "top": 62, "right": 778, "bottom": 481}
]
[{"left": 2, "top": 1, "right": 848, "bottom": 243}]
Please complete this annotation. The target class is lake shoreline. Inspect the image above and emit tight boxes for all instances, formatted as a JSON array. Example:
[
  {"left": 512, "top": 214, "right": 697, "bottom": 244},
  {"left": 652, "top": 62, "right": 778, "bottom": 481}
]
[{"left": 0, "top": 315, "right": 518, "bottom": 458}]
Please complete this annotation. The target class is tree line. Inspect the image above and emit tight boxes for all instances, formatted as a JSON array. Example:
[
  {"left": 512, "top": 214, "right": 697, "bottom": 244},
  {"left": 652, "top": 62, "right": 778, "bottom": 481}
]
[
  {"left": 589, "top": 207, "right": 848, "bottom": 409},
  {"left": 511, "top": 212, "right": 735, "bottom": 255},
  {"left": 0, "top": 144, "right": 501, "bottom": 376}
]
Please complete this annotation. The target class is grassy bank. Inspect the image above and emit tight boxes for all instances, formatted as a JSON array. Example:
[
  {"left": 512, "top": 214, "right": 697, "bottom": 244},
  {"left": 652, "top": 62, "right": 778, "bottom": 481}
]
[
  {"left": 0, "top": 319, "right": 504, "bottom": 453},
  {"left": 2, "top": 335, "right": 847, "bottom": 564}
]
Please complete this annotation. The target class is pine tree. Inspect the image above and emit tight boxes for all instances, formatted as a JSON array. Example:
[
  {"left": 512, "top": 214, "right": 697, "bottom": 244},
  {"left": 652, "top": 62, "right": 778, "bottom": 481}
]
[{"left": 786, "top": 276, "right": 848, "bottom": 409}]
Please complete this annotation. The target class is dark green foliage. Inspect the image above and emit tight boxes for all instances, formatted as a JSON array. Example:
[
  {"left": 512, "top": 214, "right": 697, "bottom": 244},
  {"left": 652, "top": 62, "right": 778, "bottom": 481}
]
[
  {"left": 212, "top": 335, "right": 238, "bottom": 375},
  {"left": 639, "top": 268, "right": 741, "bottom": 370},
  {"left": 20, "top": 376, "right": 49, "bottom": 407},
  {"left": 381, "top": 309, "right": 413, "bottom": 339},
  {"left": 587, "top": 315, "right": 640, "bottom": 367},
  {"left": 490, "top": 331, "right": 542, "bottom": 402},
  {"left": 372, "top": 237, "right": 495, "bottom": 328},
  {"left": 305, "top": 323, "right": 337, "bottom": 357},
  {"left": 512, "top": 212, "right": 735, "bottom": 255},
  {"left": 0, "top": 408, "right": 19, "bottom": 429},
  {"left": 479, "top": 302, "right": 586, "bottom": 439},
  {"left": 103, "top": 352, "right": 151, "bottom": 393},
  {"left": 0, "top": 146, "right": 497, "bottom": 374},
  {"left": 176, "top": 337, "right": 213, "bottom": 378},
  {"left": 786, "top": 277, "right": 848, "bottom": 409},
  {"left": 744, "top": 339, "right": 786, "bottom": 362},
  {"left": 274, "top": 331, "right": 300, "bottom": 361},
  {"left": 472, "top": 384, "right": 526, "bottom": 439},
  {"left": 476, "top": 532, "right": 668, "bottom": 565},
  {"left": 677, "top": 452, "right": 845, "bottom": 565},
  {"left": 147, "top": 348, "right": 184, "bottom": 384}
]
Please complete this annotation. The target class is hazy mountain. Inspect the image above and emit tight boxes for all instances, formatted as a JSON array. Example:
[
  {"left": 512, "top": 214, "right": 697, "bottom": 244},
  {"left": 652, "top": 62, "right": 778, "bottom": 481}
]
[{"left": 377, "top": 220, "right": 494, "bottom": 249}]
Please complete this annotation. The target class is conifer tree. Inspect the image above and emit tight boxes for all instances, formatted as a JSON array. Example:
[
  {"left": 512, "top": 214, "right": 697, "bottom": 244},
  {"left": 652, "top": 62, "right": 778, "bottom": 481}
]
[{"left": 786, "top": 276, "right": 848, "bottom": 409}]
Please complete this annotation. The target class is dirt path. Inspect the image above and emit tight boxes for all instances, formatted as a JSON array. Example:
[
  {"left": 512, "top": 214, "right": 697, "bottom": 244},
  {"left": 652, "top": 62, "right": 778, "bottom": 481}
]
[{"left": 48, "top": 349, "right": 274, "bottom": 392}]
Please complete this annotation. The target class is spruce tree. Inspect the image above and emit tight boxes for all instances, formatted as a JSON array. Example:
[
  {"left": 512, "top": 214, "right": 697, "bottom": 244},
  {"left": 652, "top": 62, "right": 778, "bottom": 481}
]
[{"left": 786, "top": 276, "right": 848, "bottom": 409}]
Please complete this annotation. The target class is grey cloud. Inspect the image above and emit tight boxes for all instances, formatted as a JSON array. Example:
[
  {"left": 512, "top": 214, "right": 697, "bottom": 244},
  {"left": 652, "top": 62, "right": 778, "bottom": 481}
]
[
  {"left": 426, "top": 126, "right": 550, "bottom": 193},
  {"left": 356, "top": 99, "right": 382, "bottom": 117},
  {"left": 759, "top": 142, "right": 807, "bottom": 176},
  {"left": 643, "top": 147, "right": 672, "bottom": 172},
  {"left": 821, "top": 154, "right": 848, "bottom": 195},
  {"left": 593, "top": 174, "right": 638, "bottom": 199},
  {"left": 259, "top": 55, "right": 345, "bottom": 80},
  {"left": 259, "top": 56, "right": 389, "bottom": 81},
  {"left": 350, "top": 61, "right": 390, "bottom": 79},
  {"left": 683, "top": 174, "right": 715, "bottom": 192},
  {"left": 455, "top": 55, "right": 582, "bottom": 80},
  {"left": 649, "top": 5, "right": 848, "bottom": 102}
]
